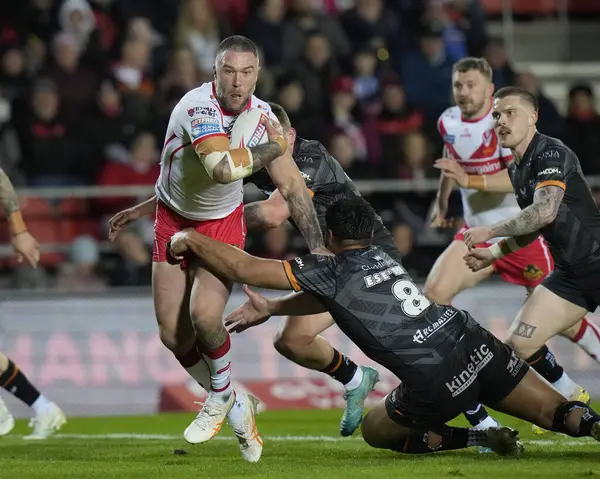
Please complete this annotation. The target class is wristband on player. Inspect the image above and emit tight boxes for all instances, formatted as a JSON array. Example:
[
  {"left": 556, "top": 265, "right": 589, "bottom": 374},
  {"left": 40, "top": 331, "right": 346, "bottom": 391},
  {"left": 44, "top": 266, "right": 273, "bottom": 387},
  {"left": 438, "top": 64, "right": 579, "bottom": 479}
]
[
  {"left": 8, "top": 211, "right": 27, "bottom": 236},
  {"left": 271, "top": 136, "right": 287, "bottom": 155},
  {"left": 488, "top": 237, "right": 519, "bottom": 259},
  {"left": 467, "top": 175, "right": 487, "bottom": 190}
]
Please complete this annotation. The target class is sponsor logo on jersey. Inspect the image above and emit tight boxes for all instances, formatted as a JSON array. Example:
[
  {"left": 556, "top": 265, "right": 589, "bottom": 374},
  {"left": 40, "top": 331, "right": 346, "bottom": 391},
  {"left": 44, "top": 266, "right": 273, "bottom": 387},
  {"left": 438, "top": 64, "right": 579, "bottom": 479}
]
[
  {"left": 523, "top": 264, "right": 544, "bottom": 282},
  {"left": 188, "top": 106, "right": 217, "bottom": 118},
  {"left": 191, "top": 117, "right": 219, "bottom": 126},
  {"left": 460, "top": 128, "right": 472, "bottom": 138},
  {"left": 297, "top": 156, "right": 314, "bottom": 163},
  {"left": 412, "top": 309, "right": 458, "bottom": 344},
  {"left": 459, "top": 160, "right": 502, "bottom": 175},
  {"left": 444, "top": 134, "right": 455, "bottom": 144},
  {"left": 542, "top": 149, "right": 559, "bottom": 159},
  {"left": 191, "top": 119, "right": 221, "bottom": 139},
  {"left": 300, "top": 171, "right": 311, "bottom": 182},
  {"left": 445, "top": 344, "right": 493, "bottom": 397},
  {"left": 483, "top": 129, "right": 494, "bottom": 146},
  {"left": 537, "top": 167, "right": 561, "bottom": 177},
  {"left": 294, "top": 257, "right": 304, "bottom": 269},
  {"left": 506, "top": 350, "right": 524, "bottom": 378}
]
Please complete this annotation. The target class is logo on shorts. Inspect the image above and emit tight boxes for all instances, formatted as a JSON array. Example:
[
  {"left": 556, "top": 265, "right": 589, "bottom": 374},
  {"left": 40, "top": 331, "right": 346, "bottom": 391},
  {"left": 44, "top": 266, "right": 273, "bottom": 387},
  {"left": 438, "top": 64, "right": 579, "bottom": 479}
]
[
  {"left": 413, "top": 309, "right": 457, "bottom": 344},
  {"left": 445, "top": 344, "right": 494, "bottom": 397},
  {"left": 506, "top": 350, "right": 524, "bottom": 378},
  {"left": 523, "top": 264, "right": 544, "bottom": 282}
]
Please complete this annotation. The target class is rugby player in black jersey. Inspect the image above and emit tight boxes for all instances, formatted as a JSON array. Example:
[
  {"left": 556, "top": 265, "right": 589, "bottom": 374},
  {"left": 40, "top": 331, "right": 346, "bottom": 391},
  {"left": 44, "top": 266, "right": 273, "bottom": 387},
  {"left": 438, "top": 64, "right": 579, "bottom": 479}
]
[
  {"left": 168, "top": 196, "right": 600, "bottom": 455},
  {"left": 245, "top": 103, "right": 497, "bottom": 439},
  {"left": 464, "top": 87, "right": 597, "bottom": 421}
]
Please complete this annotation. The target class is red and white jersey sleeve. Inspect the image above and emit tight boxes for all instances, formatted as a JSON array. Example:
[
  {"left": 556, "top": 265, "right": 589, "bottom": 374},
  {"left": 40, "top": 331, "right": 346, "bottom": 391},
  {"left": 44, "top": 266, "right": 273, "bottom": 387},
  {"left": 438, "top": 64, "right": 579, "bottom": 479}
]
[
  {"left": 155, "top": 82, "right": 275, "bottom": 221},
  {"left": 437, "top": 104, "right": 520, "bottom": 237}
]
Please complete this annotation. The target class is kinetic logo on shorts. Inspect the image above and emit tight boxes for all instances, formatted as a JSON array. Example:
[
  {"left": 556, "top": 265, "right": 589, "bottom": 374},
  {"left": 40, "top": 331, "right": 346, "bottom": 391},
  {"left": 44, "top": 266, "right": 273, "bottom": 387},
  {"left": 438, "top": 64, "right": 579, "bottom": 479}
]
[
  {"left": 412, "top": 309, "right": 457, "bottom": 344},
  {"left": 445, "top": 344, "right": 494, "bottom": 397}
]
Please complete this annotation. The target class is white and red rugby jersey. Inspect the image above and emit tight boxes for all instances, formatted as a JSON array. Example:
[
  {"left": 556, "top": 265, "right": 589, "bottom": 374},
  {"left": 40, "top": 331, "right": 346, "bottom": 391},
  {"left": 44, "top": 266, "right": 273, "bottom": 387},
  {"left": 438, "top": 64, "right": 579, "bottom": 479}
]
[
  {"left": 437, "top": 104, "right": 521, "bottom": 233},
  {"left": 155, "top": 82, "right": 275, "bottom": 221}
]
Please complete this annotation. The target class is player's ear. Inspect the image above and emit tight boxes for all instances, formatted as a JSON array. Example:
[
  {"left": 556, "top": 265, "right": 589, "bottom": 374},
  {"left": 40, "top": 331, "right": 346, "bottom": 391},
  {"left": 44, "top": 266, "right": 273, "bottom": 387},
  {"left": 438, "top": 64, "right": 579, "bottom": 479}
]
[
  {"left": 213, "top": 64, "right": 217, "bottom": 80},
  {"left": 487, "top": 82, "right": 495, "bottom": 97},
  {"left": 287, "top": 127, "right": 297, "bottom": 147},
  {"left": 531, "top": 110, "right": 538, "bottom": 126}
]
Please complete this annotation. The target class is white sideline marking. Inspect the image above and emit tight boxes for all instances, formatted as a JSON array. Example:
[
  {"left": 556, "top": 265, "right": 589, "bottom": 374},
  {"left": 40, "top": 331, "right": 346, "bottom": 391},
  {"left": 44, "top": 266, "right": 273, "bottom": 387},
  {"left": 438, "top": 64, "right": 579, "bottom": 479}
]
[{"left": 17, "top": 433, "right": 596, "bottom": 446}]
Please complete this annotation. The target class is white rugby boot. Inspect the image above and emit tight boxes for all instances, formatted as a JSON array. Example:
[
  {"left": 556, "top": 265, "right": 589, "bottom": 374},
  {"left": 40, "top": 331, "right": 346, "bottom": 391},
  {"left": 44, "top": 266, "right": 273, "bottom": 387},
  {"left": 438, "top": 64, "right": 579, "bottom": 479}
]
[
  {"left": 184, "top": 391, "right": 235, "bottom": 444},
  {"left": 227, "top": 392, "right": 263, "bottom": 463},
  {"left": 23, "top": 402, "right": 66, "bottom": 440},
  {"left": 0, "top": 395, "right": 15, "bottom": 436}
]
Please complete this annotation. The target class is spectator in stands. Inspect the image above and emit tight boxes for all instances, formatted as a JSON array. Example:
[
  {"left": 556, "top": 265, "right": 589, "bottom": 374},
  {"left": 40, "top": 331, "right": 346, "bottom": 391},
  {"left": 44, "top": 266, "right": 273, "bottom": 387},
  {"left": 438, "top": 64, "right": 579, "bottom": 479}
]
[
  {"left": 399, "top": 20, "right": 454, "bottom": 122},
  {"left": 282, "top": 0, "right": 351, "bottom": 69},
  {"left": 111, "top": 35, "right": 154, "bottom": 125},
  {"left": 352, "top": 48, "right": 381, "bottom": 110},
  {"left": 422, "top": 0, "right": 467, "bottom": 61},
  {"left": 159, "top": 46, "right": 200, "bottom": 100},
  {"left": 82, "top": 77, "right": 139, "bottom": 182},
  {"left": 483, "top": 38, "right": 516, "bottom": 90},
  {"left": 0, "top": 87, "right": 23, "bottom": 186},
  {"left": 174, "top": 0, "right": 230, "bottom": 79},
  {"left": 386, "top": 131, "right": 435, "bottom": 180},
  {"left": 292, "top": 31, "right": 340, "bottom": 115},
  {"left": 274, "top": 76, "right": 319, "bottom": 140},
  {"left": 328, "top": 130, "right": 374, "bottom": 178},
  {"left": 0, "top": 46, "right": 29, "bottom": 107},
  {"left": 15, "top": 79, "right": 83, "bottom": 186},
  {"left": 377, "top": 79, "right": 424, "bottom": 168},
  {"left": 26, "top": 0, "right": 60, "bottom": 44},
  {"left": 565, "top": 84, "right": 600, "bottom": 175},
  {"left": 58, "top": 0, "right": 104, "bottom": 68},
  {"left": 339, "top": 0, "right": 406, "bottom": 57},
  {"left": 257, "top": 225, "right": 298, "bottom": 260},
  {"left": 244, "top": 0, "right": 287, "bottom": 72},
  {"left": 54, "top": 235, "right": 107, "bottom": 291},
  {"left": 447, "top": 0, "right": 487, "bottom": 57},
  {"left": 44, "top": 32, "right": 99, "bottom": 122},
  {"left": 517, "top": 71, "right": 565, "bottom": 140},
  {"left": 97, "top": 131, "right": 159, "bottom": 286},
  {"left": 126, "top": 16, "right": 169, "bottom": 77}
]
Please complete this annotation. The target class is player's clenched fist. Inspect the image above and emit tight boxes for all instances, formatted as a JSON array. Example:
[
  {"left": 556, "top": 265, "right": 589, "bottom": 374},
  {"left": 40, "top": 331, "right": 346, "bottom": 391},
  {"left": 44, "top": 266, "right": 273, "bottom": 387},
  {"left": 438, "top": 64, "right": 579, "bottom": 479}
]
[{"left": 464, "top": 248, "right": 495, "bottom": 272}]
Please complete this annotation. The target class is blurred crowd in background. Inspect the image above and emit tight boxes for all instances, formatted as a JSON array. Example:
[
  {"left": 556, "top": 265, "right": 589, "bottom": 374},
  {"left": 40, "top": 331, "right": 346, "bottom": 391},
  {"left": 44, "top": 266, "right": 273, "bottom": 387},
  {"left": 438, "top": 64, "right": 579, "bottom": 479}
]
[{"left": 1, "top": 0, "right": 600, "bottom": 289}]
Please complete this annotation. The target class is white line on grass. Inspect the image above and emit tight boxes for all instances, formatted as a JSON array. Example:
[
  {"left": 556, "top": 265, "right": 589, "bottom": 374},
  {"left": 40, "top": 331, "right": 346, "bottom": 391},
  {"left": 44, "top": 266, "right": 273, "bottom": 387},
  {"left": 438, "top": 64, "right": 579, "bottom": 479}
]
[{"left": 29, "top": 433, "right": 596, "bottom": 447}]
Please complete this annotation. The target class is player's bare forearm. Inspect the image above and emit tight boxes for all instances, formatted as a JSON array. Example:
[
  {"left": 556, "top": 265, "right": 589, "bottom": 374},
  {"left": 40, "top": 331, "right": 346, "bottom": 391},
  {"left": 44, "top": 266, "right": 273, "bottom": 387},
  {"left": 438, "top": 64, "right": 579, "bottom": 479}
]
[
  {"left": 284, "top": 186, "right": 324, "bottom": 251},
  {"left": 136, "top": 195, "right": 157, "bottom": 215},
  {"left": 514, "top": 231, "right": 541, "bottom": 248},
  {"left": 184, "top": 232, "right": 293, "bottom": 290},
  {"left": 0, "top": 168, "right": 20, "bottom": 217},
  {"left": 244, "top": 201, "right": 272, "bottom": 230},
  {"left": 249, "top": 140, "right": 286, "bottom": 171},
  {"left": 490, "top": 186, "right": 564, "bottom": 238},
  {"left": 473, "top": 170, "right": 514, "bottom": 193},
  {"left": 267, "top": 292, "right": 327, "bottom": 316},
  {"left": 245, "top": 194, "right": 289, "bottom": 230}
]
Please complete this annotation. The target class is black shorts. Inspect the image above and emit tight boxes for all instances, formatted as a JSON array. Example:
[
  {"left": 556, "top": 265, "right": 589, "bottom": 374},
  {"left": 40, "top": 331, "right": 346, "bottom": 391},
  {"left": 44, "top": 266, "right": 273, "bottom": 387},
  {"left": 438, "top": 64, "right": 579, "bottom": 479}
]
[
  {"left": 372, "top": 222, "right": 401, "bottom": 263},
  {"left": 542, "top": 259, "right": 600, "bottom": 312},
  {"left": 385, "top": 319, "right": 529, "bottom": 429}
]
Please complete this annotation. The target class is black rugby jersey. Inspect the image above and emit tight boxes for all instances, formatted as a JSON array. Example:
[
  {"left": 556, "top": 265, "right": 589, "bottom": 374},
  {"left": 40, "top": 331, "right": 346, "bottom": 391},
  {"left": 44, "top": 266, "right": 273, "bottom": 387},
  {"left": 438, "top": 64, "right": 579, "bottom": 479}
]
[
  {"left": 283, "top": 247, "right": 470, "bottom": 388},
  {"left": 508, "top": 132, "right": 600, "bottom": 267}
]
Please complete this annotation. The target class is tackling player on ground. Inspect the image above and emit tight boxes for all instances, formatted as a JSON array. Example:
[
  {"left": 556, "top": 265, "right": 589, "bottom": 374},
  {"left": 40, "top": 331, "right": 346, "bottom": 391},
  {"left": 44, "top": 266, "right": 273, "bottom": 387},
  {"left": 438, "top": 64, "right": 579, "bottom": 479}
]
[
  {"left": 427, "top": 58, "right": 595, "bottom": 433},
  {"left": 0, "top": 168, "right": 66, "bottom": 439},
  {"left": 168, "top": 196, "right": 600, "bottom": 456},
  {"left": 108, "top": 36, "right": 325, "bottom": 462},
  {"left": 464, "top": 86, "right": 600, "bottom": 430}
]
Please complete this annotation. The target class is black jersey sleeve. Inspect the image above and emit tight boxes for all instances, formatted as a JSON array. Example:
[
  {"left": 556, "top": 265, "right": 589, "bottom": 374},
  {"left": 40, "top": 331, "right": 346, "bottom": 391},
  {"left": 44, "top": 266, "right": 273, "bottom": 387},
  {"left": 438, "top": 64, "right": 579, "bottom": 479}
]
[
  {"left": 532, "top": 147, "right": 569, "bottom": 191},
  {"left": 282, "top": 254, "right": 337, "bottom": 297}
]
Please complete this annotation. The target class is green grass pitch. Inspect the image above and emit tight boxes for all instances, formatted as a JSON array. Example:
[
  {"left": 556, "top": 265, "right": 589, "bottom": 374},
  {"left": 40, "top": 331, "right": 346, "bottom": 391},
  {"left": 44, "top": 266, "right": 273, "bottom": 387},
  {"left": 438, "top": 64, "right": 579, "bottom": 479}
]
[{"left": 1, "top": 406, "right": 599, "bottom": 478}]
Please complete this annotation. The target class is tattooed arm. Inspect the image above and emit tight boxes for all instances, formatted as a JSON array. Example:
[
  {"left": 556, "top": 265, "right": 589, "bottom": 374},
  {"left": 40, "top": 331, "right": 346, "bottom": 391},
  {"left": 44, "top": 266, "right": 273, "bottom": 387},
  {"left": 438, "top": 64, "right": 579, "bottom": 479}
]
[
  {"left": 245, "top": 190, "right": 290, "bottom": 230},
  {"left": 0, "top": 168, "right": 40, "bottom": 267},
  {"left": 490, "top": 185, "right": 564, "bottom": 238},
  {"left": 266, "top": 151, "right": 325, "bottom": 252}
]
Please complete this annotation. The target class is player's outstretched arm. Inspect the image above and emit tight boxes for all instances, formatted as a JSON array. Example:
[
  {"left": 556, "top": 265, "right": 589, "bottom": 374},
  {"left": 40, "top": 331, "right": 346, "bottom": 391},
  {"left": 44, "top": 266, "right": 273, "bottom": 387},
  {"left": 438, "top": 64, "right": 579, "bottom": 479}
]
[
  {"left": 224, "top": 286, "right": 326, "bottom": 333},
  {"left": 435, "top": 158, "right": 514, "bottom": 193},
  {"left": 245, "top": 190, "right": 290, "bottom": 230},
  {"left": 169, "top": 228, "right": 294, "bottom": 290},
  {"left": 465, "top": 231, "right": 541, "bottom": 271},
  {"left": 108, "top": 195, "right": 157, "bottom": 241},
  {"left": 196, "top": 117, "right": 287, "bottom": 184},
  {"left": 266, "top": 152, "right": 325, "bottom": 252},
  {"left": 0, "top": 168, "right": 40, "bottom": 268}
]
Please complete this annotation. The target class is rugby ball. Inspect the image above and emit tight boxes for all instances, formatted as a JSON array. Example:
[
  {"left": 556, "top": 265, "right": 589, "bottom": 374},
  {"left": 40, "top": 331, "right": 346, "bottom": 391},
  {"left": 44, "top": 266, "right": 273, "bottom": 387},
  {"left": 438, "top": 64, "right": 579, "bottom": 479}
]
[{"left": 229, "top": 108, "right": 270, "bottom": 149}]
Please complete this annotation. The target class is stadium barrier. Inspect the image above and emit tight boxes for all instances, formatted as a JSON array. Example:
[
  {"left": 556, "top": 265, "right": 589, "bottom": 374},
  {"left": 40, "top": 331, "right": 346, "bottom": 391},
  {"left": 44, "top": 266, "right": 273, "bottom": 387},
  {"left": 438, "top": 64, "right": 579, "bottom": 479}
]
[{"left": 0, "top": 284, "right": 598, "bottom": 418}]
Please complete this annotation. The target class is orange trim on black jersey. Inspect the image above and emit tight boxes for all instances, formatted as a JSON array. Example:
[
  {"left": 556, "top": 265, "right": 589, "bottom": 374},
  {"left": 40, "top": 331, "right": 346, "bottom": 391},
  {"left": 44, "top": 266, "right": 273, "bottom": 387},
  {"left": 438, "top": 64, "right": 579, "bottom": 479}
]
[
  {"left": 283, "top": 261, "right": 301, "bottom": 291},
  {"left": 535, "top": 180, "right": 566, "bottom": 191}
]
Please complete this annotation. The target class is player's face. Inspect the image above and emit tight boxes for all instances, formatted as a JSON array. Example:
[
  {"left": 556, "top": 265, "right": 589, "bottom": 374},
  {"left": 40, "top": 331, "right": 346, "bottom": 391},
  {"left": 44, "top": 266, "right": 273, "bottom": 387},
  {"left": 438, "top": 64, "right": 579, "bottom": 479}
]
[
  {"left": 492, "top": 96, "right": 538, "bottom": 148},
  {"left": 452, "top": 70, "right": 492, "bottom": 118},
  {"left": 214, "top": 50, "right": 259, "bottom": 113}
]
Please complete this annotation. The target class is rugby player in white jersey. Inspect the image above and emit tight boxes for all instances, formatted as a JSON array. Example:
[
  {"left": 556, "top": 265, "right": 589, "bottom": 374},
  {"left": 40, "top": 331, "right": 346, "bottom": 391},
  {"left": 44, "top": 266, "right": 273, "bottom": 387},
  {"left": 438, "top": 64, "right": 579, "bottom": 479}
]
[
  {"left": 107, "top": 36, "right": 326, "bottom": 462},
  {"left": 427, "top": 57, "right": 596, "bottom": 435}
]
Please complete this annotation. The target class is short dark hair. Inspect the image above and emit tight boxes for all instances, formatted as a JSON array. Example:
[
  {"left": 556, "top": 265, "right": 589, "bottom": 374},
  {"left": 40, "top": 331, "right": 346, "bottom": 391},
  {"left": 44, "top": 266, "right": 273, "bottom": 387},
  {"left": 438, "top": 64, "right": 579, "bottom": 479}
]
[
  {"left": 494, "top": 86, "right": 539, "bottom": 111},
  {"left": 215, "top": 35, "right": 258, "bottom": 61},
  {"left": 268, "top": 102, "right": 291, "bottom": 130},
  {"left": 326, "top": 196, "right": 375, "bottom": 242},
  {"left": 452, "top": 57, "right": 493, "bottom": 82}
]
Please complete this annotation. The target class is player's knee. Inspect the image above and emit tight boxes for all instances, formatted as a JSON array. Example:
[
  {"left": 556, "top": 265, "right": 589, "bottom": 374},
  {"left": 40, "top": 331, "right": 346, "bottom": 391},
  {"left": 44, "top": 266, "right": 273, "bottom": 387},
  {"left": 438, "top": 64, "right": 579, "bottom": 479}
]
[
  {"left": 157, "top": 325, "right": 191, "bottom": 356},
  {"left": 360, "top": 411, "right": 381, "bottom": 448},
  {"left": 273, "top": 323, "right": 314, "bottom": 358},
  {"left": 189, "top": 303, "right": 221, "bottom": 331},
  {"left": 422, "top": 281, "right": 451, "bottom": 305},
  {"left": 0, "top": 352, "right": 8, "bottom": 373}
]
